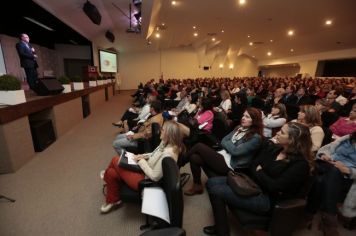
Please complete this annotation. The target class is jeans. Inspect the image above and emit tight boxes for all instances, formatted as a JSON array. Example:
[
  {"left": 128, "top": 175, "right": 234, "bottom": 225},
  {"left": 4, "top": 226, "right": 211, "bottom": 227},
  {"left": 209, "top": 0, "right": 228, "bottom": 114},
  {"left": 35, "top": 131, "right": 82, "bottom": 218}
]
[
  {"left": 307, "top": 161, "right": 353, "bottom": 215},
  {"left": 113, "top": 133, "right": 138, "bottom": 155},
  {"left": 206, "top": 177, "right": 270, "bottom": 236}
]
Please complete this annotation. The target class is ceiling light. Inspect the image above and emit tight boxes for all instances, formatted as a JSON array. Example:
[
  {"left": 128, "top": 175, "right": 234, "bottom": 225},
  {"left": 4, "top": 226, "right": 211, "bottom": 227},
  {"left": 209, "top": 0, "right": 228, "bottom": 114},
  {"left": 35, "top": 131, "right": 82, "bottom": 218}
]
[
  {"left": 219, "top": 64, "right": 224, "bottom": 69},
  {"left": 193, "top": 32, "right": 198, "bottom": 37},
  {"left": 290, "top": 48, "right": 294, "bottom": 52},
  {"left": 212, "top": 37, "right": 216, "bottom": 42},
  {"left": 325, "top": 20, "right": 332, "bottom": 25},
  {"left": 287, "top": 30, "right": 294, "bottom": 36},
  {"left": 23, "top": 16, "right": 55, "bottom": 31},
  {"left": 270, "top": 39, "right": 273, "bottom": 42},
  {"left": 229, "top": 64, "right": 234, "bottom": 69},
  {"left": 162, "top": 23, "right": 165, "bottom": 26},
  {"left": 171, "top": 1, "right": 177, "bottom": 6},
  {"left": 239, "top": 0, "right": 246, "bottom": 5},
  {"left": 193, "top": 26, "right": 196, "bottom": 29},
  {"left": 249, "top": 42, "right": 253, "bottom": 46},
  {"left": 247, "top": 35, "right": 250, "bottom": 38},
  {"left": 221, "top": 30, "right": 224, "bottom": 33},
  {"left": 267, "top": 52, "right": 272, "bottom": 56},
  {"left": 155, "top": 33, "right": 160, "bottom": 38},
  {"left": 252, "top": 55, "right": 255, "bottom": 58}
]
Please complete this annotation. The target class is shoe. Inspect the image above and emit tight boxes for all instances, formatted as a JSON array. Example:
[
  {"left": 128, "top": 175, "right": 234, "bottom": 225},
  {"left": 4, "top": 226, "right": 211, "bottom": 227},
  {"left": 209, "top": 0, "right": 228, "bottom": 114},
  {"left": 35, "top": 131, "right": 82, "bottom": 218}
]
[
  {"left": 112, "top": 122, "right": 123, "bottom": 127},
  {"left": 184, "top": 184, "right": 203, "bottom": 196},
  {"left": 100, "top": 170, "right": 105, "bottom": 180},
  {"left": 320, "top": 212, "right": 340, "bottom": 236},
  {"left": 203, "top": 225, "right": 217, "bottom": 235},
  {"left": 100, "top": 200, "right": 122, "bottom": 214}
]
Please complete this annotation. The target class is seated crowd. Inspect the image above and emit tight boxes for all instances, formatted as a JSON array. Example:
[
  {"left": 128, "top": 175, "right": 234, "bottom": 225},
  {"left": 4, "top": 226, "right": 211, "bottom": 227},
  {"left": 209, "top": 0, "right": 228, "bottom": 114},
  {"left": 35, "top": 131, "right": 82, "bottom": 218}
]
[{"left": 102, "top": 76, "right": 356, "bottom": 236}]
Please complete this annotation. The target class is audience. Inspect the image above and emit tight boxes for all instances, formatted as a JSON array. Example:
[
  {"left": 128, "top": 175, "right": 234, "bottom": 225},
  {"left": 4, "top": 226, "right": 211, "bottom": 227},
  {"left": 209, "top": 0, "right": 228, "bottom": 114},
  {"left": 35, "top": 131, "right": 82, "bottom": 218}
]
[
  {"left": 101, "top": 120, "right": 184, "bottom": 213},
  {"left": 307, "top": 132, "right": 356, "bottom": 236},
  {"left": 330, "top": 104, "right": 356, "bottom": 139},
  {"left": 112, "top": 100, "right": 163, "bottom": 154},
  {"left": 204, "top": 122, "right": 314, "bottom": 236},
  {"left": 184, "top": 107, "right": 263, "bottom": 196}
]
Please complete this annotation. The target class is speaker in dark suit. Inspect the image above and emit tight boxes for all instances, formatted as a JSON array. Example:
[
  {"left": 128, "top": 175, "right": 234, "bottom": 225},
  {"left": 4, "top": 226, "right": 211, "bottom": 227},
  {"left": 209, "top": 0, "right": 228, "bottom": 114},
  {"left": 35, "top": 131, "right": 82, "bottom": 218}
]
[{"left": 33, "top": 78, "right": 64, "bottom": 96}]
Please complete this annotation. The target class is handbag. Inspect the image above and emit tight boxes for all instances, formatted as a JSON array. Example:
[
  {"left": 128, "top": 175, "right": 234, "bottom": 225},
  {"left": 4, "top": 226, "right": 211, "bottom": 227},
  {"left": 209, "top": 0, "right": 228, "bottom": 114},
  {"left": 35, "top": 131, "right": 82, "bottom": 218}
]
[{"left": 227, "top": 170, "right": 262, "bottom": 196}]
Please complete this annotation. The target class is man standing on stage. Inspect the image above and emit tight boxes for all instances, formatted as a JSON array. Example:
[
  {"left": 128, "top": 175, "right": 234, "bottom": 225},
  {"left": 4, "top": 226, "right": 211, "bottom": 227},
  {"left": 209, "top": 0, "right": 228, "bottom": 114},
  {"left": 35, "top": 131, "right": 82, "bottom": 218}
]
[{"left": 16, "top": 33, "right": 38, "bottom": 90}]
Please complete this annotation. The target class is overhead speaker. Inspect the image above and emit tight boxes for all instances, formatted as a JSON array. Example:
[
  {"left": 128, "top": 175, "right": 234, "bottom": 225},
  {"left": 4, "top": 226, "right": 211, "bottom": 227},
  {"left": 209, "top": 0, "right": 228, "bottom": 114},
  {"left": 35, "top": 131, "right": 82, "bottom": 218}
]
[
  {"left": 83, "top": 1, "right": 101, "bottom": 25},
  {"left": 105, "top": 31, "right": 115, "bottom": 43},
  {"left": 33, "top": 78, "right": 64, "bottom": 96}
]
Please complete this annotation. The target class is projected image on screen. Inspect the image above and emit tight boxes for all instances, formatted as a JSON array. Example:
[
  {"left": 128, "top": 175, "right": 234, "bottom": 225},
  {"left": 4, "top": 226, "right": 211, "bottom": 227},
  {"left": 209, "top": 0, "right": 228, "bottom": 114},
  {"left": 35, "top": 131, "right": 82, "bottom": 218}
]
[{"left": 99, "top": 50, "right": 117, "bottom": 73}]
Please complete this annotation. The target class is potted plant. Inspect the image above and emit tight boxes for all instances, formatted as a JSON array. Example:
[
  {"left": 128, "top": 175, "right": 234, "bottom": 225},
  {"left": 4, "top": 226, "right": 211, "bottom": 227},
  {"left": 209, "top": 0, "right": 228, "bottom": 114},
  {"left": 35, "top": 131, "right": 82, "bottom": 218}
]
[
  {"left": 0, "top": 74, "right": 26, "bottom": 105},
  {"left": 88, "top": 77, "right": 97, "bottom": 87},
  {"left": 97, "top": 76, "right": 104, "bottom": 85},
  {"left": 71, "top": 76, "right": 84, "bottom": 90},
  {"left": 58, "top": 76, "right": 71, "bottom": 93}
]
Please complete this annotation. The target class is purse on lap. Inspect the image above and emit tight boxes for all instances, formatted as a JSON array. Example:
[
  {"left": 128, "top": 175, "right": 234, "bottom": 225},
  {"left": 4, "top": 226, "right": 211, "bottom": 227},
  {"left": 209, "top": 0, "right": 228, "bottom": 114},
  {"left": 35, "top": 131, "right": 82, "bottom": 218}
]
[{"left": 227, "top": 170, "right": 262, "bottom": 196}]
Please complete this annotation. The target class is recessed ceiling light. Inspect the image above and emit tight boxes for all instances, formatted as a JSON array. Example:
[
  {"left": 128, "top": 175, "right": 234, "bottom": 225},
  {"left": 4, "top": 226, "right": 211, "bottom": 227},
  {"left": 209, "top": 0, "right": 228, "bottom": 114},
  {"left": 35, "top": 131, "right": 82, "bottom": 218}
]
[
  {"left": 239, "top": 0, "right": 246, "bottom": 5},
  {"left": 171, "top": 1, "right": 177, "bottom": 6},
  {"left": 162, "top": 23, "right": 165, "bottom": 26},
  {"left": 212, "top": 37, "right": 216, "bottom": 42},
  {"left": 325, "top": 20, "right": 332, "bottom": 25},
  {"left": 267, "top": 52, "right": 272, "bottom": 56},
  {"left": 249, "top": 42, "right": 253, "bottom": 46},
  {"left": 193, "top": 26, "right": 196, "bottom": 29},
  {"left": 290, "top": 48, "right": 294, "bottom": 52},
  {"left": 288, "top": 30, "right": 294, "bottom": 36},
  {"left": 219, "top": 64, "right": 224, "bottom": 68},
  {"left": 252, "top": 55, "right": 255, "bottom": 58},
  {"left": 221, "top": 30, "right": 224, "bottom": 33},
  {"left": 229, "top": 64, "right": 234, "bottom": 69},
  {"left": 270, "top": 39, "right": 273, "bottom": 42},
  {"left": 247, "top": 35, "right": 250, "bottom": 38},
  {"left": 155, "top": 33, "right": 160, "bottom": 38},
  {"left": 193, "top": 32, "right": 198, "bottom": 37}
]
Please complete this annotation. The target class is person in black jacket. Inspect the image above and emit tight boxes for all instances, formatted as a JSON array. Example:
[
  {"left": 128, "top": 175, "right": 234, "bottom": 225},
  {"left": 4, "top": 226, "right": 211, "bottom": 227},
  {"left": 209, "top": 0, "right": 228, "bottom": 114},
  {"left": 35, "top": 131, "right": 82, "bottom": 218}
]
[
  {"left": 15, "top": 33, "right": 38, "bottom": 90},
  {"left": 203, "top": 122, "right": 314, "bottom": 236}
]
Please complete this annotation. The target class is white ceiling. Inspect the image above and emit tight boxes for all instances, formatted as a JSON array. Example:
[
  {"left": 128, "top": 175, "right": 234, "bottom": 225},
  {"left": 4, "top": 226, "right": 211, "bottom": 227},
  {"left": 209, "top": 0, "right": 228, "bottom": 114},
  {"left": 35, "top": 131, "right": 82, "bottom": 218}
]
[{"left": 34, "top": 0, "right": 356, "bottom": 61}]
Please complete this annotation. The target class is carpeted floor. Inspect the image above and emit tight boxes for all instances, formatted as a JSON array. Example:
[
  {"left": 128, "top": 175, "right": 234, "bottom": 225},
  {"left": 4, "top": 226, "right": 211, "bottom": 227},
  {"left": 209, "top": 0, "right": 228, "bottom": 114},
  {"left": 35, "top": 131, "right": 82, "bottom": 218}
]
[{"left": 0, "top": 91, "right": 355, "bottom": 236}]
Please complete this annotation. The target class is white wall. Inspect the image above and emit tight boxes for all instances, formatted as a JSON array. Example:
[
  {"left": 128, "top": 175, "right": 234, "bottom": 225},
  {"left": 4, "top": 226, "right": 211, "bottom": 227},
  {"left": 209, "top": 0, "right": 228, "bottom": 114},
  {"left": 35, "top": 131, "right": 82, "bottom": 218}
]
[
  {"left": 119, "top": 48, "right": 258, "bottom": 89},
  {"left": 258, "top": 48, "right": 356, "bottom": 78},
  {"left": 261, "top": 65, "right": 300, "bottom": 78}
]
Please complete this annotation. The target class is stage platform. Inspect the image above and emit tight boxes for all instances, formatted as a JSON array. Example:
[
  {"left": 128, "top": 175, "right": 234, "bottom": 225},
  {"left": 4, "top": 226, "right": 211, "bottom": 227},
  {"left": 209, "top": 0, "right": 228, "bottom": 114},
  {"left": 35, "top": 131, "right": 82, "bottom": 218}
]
[{"left": 0, "top": 82, "right": 116, "bottom": 173}]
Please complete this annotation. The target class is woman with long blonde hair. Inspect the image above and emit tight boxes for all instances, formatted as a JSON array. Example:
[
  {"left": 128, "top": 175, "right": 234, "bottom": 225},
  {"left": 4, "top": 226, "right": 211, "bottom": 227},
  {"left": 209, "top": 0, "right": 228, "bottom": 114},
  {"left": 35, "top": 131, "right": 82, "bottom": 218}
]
[{"left": 100, "top": 120, "right": 184, "bottom": 214}]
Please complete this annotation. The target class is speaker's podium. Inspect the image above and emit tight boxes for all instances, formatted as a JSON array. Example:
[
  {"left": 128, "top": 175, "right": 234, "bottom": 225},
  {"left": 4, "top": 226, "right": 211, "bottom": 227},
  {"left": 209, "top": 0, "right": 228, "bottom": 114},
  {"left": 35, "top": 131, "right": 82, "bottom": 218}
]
[
  {"left": 33, "top": 78, "right": 64, "bottom": 96},
  {"left": 82, "top": 66, "right": 99, "bottom": 82}
]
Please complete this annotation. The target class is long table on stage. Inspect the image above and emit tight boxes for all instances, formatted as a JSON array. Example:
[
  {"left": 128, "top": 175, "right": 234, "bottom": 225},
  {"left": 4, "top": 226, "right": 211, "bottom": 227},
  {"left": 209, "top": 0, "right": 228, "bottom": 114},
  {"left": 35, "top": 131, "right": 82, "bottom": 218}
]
[{"left": 0, "top": 83, "right": 115, "bottom": 174}]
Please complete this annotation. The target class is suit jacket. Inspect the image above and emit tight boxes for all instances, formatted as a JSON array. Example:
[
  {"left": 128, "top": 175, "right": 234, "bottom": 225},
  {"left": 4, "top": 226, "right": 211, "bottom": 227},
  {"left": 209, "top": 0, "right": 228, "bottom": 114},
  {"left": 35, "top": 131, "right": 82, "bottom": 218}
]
[
  {"left": 132, "top": 113, "right": 164, "bottom": 140},
  {"left": 16, "top": 41, "right": 37, "bottom": 68}
]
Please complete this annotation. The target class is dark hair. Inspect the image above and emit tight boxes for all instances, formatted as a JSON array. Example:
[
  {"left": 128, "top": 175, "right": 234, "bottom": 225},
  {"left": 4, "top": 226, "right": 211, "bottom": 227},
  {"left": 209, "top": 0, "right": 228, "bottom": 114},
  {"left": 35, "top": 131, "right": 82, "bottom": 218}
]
[
  {"left": 151, "top": 100, "right": 162, "bottom": 113},
  {"left": 272, "top": 103, "right": 287, "bottom": 119},
  {"left": 200, "top": 97, "right": 213, "bottom": 112},
  {"left": 285, "top": 122, "right": 314, "bottom": 174},
  {"left": 244, "top": 107, "right": 263, "bottom": 139}
]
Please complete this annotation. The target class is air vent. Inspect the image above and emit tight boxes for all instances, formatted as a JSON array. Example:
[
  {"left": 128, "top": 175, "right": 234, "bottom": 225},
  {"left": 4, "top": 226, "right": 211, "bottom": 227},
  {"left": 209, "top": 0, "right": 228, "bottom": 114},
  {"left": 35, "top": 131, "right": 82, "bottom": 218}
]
[
  {"left": 253, "top": 41, "right": 264, "bottom": 45},
  {"left": 207, "top": 33, "right": 217, "bottom": 36}
]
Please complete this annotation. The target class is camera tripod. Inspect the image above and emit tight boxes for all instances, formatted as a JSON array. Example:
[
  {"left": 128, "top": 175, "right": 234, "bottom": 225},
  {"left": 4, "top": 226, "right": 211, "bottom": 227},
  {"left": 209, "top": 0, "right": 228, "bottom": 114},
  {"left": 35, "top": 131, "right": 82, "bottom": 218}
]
[{"left": 0, "top": 194, "right": 16, "bottom": 202}]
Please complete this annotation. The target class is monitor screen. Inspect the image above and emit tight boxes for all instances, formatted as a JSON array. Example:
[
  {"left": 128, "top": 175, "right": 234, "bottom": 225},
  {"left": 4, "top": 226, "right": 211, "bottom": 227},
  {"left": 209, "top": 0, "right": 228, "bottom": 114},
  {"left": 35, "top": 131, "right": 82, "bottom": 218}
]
[{"left": 99, "top": 49, "right": 117, "bottom": 73}]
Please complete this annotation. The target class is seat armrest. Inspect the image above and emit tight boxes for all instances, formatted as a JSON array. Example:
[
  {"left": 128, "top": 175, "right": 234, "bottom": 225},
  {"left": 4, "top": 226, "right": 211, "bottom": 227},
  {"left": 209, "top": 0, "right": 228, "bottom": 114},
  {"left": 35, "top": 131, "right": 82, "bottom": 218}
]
[
  {"left": 274, "top": 199, "right": 306, "bottom": 209},
  {"left": 138, "top": 179, "right": 161, "bottom": 193}
]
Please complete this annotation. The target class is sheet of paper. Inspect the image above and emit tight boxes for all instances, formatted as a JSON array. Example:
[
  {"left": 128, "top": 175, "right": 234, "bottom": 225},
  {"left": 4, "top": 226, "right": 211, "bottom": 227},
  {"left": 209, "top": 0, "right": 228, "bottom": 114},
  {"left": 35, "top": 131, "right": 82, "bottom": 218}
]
[
  {"left": 141, "top": 187, "right": 170, "bottom": 224},
  {"left": 125, "top": 151, "right": 138, "bottom": 165}
]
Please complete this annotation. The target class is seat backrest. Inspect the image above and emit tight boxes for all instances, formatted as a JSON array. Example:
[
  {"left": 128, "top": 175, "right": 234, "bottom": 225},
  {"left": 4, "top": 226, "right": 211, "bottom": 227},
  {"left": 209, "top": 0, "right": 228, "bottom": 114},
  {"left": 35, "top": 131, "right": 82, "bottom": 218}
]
[
  {"left": 150, "top": 122, "right": 161, "bottom": 150},
  {"left": 161, "top": 157, "right": 184, "bottom": 228}
]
